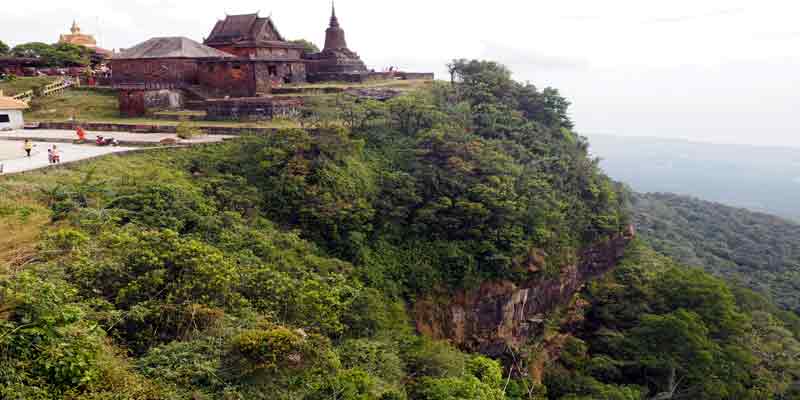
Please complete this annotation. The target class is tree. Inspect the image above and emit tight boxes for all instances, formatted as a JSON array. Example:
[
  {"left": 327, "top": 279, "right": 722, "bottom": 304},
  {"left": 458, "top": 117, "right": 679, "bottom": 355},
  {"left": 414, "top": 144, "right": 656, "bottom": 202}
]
[
  {"left": 290, "top": 39, "right": 321, "bottom": 54},
  {"left": 0, "top": 40, "right": 9, "bottom": 55},
  {"left": 11, "top": 42, "right": 90, "bottom": 67},
  {"left": 627, "top": 310, "right": 716, "bottom": 399}
]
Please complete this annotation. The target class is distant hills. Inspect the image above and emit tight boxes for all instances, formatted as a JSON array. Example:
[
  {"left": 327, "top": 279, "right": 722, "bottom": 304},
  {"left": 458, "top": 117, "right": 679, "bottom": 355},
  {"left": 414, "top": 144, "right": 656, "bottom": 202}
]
[
  {"left": 632, "top": 192, "right": 800, "bottom": 312},
  {"left": 587, "top": 134, "right": 800, "bottom": 221}
]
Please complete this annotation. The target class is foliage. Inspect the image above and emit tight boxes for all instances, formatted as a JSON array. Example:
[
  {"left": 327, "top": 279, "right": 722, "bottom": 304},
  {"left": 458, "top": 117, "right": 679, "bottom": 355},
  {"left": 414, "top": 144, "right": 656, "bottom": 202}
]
[
  {"left": 11, "top": 42, "right": 91, "bottom": 67},
  {"left": 175, "top": 123, "right": 204, "bottom": 139},
  {"left": 0, "top": 59, "right": 796, "bottom": 400},
  {"left": 545, "top": 241, "right": 800, "bottom": 399},
  {"left": 290, "top": 39, "right": 321, "bottom": 54},
  {"left": 0, "top": 40, "right": 9, "bottom": 55},
  {"left": 632, "top": 192, "right": 800, "bottom": 313}
]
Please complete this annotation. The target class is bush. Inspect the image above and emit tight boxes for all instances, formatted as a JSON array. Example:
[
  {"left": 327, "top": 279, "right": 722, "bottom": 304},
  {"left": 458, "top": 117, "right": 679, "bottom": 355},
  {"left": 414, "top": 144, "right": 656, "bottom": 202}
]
[{"left": 175, "top": 123, "right": 204, "bottom": 139}]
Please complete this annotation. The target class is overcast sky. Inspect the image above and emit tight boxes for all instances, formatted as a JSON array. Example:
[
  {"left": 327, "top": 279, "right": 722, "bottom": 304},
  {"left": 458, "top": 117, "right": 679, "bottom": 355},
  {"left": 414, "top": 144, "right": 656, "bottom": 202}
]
[{"left": 3, "top": 0, "right": 800, "bottom": 148}]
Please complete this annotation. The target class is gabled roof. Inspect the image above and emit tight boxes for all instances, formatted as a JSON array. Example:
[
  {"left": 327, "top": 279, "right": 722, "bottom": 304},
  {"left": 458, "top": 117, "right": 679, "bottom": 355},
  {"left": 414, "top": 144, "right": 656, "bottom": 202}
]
[
  {"left": 114, "top": 37, "right": 234, "bottom": 60},
  {"left": 0, "top": 96, "right": 29, "bottom": 110},
  {"left": 205, "top": 13, "right": 287, "bottom": 45}
]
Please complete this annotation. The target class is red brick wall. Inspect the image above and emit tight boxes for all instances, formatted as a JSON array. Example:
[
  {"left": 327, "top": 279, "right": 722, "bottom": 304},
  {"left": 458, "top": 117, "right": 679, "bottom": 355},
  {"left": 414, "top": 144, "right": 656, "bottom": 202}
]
[
  {"left": 118, "top": 90, "right": 146, "bottom": 117},
  {"left": 111, "top": 59, "right": 200, "bottom": 88},
  {"left": 197, "top": 61, "right": 257, "bottom": 98}
]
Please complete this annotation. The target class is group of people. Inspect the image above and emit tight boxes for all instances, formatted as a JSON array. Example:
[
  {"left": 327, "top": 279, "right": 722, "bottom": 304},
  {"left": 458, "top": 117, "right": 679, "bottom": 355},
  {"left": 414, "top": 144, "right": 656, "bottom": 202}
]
[{"left": 22, "top": 139, "right": 61, "bottom": 164}]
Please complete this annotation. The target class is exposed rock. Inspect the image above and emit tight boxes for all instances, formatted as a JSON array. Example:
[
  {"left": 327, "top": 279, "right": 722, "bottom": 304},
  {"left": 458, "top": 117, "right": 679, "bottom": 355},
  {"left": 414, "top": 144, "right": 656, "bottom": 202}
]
[{"left": 413, "top": 231, "right": 633, "bottom": 357}]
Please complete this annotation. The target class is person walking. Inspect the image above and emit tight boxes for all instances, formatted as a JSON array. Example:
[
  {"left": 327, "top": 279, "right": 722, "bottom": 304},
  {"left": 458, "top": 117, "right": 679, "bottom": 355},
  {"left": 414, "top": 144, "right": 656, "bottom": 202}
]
[{"left": 23, "top": 140, "right": 32, "bottom": 157}]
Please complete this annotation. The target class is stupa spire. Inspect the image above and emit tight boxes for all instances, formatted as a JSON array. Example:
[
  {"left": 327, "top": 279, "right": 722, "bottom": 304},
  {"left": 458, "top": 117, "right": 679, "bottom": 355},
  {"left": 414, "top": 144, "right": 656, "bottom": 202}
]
[{"left": 330, "top": 1, "right": 339, "bottom": 28}]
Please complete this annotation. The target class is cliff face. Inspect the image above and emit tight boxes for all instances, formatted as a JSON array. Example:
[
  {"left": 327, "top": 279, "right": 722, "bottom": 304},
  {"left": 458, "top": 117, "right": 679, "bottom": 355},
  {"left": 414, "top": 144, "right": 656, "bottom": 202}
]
[{"left": 413, "top": 231, "right": 633, "bottom": 356}]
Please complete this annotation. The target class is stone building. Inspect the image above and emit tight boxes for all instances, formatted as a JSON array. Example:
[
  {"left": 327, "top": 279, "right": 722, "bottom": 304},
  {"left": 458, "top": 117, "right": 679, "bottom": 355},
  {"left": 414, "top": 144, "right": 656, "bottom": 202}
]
[
  {"left": 111, "top": 37, "right": 234, "bottom": 117},
  {"left": 111, "top": 37, "right": 234, "bottom": 90},
  {"left": 202, "top": 13, "right": 307, "bottom": 86},
  {"left": 305, "top": 4, "right": 368, "bottom": 82},
  {"left": 106, "top": 6, "right": 432, "bottom": 119}
]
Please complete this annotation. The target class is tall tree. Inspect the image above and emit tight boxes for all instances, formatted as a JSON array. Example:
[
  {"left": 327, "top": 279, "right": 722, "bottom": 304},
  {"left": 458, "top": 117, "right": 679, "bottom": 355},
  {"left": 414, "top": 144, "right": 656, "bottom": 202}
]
[
  {"left": 11, "top": 42, "right": 90, "bottom": 67},
  {"left": 290, "top": 39, "right": 321, "bottom": 54}
]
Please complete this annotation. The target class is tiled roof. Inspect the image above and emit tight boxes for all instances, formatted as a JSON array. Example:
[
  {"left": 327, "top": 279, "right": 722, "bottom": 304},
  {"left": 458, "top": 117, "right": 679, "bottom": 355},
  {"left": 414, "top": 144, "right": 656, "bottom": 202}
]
[
  {"left": 114, "top": 37, "right": 234, "bottom": 59},
  {"left": 205, "top": 13, "right": 286, "bottom": 44}
]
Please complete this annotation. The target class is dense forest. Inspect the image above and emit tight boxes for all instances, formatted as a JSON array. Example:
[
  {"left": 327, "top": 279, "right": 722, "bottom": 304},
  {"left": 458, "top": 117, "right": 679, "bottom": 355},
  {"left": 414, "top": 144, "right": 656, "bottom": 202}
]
[
  {"left": 633, "top": 193, "right": 800, "bottom": 313},
  {"left": 0, "top": 60, "right": 798, "bottom": 399}
]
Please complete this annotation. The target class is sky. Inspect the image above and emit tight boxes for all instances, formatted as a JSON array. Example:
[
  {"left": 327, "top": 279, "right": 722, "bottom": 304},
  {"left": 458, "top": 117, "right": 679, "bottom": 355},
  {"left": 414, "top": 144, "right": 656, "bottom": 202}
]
[{"left": 2, "top": 0, "right": 800, "bottom": 148}]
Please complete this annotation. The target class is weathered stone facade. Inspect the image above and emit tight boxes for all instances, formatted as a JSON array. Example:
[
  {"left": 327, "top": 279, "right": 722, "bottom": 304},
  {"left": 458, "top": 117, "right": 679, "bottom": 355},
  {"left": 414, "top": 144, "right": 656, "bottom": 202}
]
[
  {"left": 112, "top": 59, "right": 202, "bottom": 89},
  {"left": 197, "top": 59, "right": 306, "bottom": 98},
  {"left": 205, "top": 97, "right": 303, "bottom": 121},
  {"left": 202, "top": 13, "right": 309, "bottom": 88},
  {"left": 110, "top": 37, "right": 234, "bottom": 90},
  {"left": 118, "top": 90, "right": 184, "bottom": 117}
]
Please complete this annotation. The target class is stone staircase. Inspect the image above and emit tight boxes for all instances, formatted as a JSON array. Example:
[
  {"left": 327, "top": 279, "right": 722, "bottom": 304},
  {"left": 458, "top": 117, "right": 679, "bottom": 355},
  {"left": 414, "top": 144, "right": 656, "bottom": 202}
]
[{"left": 183, "top": 85, "right": 216, "bottom": 111}]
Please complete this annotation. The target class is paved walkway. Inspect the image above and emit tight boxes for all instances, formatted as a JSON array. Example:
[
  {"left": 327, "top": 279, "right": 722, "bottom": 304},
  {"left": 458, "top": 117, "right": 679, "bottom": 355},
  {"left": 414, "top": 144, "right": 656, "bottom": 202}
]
[
  {"left": 0, "top": 129, "right": 235, "bottom": 175},
  {"left": 0, "top": 129, "right": 234, "bottom": 146},
  {"left": 0, "top": 140, "right": 135, "bottom": 175}
]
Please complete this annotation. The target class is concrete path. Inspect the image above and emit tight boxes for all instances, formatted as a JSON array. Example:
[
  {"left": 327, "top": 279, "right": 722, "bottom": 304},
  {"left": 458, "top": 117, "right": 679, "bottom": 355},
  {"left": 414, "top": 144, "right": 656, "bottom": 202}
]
[
  {"left": 0, "top": 140, "right": 135, "bottom": 175},
  {"left": 0, "top": 129, "right": 234, "bottom": 146},
  {"left": 0, "top": 129, "right": 235, "bottom": 175}
]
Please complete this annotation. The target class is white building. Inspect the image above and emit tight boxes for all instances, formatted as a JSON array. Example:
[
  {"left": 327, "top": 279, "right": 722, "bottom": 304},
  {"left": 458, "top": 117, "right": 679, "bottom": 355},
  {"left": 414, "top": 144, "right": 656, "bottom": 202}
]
[{"left": 0, "top": 96, "right": 28, "bottom": 130}]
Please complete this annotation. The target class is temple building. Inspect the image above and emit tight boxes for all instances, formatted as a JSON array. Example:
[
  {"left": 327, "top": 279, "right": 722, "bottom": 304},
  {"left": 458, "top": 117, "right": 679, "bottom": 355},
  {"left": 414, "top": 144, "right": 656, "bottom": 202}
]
[
  {"left": 111, "top": 37, "right": 234, "bottom": 89},
  {"left": 59, "top": 21, "right": 99, "bottom": 50},
  {"left": 305, "top": 4, "right": 368, "bottom": 82},
  {"left": 108, "top": 5, "right": 432, "bottom": 118},
  {"left": 58, "top": 21, "right": 113, "bottom": 62},
  {"left": 202, "top": 13, "right": 307, "bottom": 85}
]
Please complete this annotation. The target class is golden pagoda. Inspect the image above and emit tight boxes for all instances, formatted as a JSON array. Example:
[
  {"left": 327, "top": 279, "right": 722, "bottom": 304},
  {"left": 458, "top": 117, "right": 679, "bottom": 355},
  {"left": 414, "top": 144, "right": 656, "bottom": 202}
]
[{"left": 59, "top": 21, "right": 98, "bottom": 49}]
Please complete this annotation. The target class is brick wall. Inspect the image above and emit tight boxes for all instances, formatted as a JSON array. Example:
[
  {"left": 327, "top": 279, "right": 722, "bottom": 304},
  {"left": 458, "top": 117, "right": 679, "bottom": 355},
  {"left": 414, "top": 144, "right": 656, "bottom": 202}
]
[
  {"left": 197, "top": 61, "right": 257, "bottom": 98},
  {"left": 111, "top": 59, "right": 200, "bottom": 88},
  {"left": 119, "top": 90, "right": 146, "bottom": 117}
]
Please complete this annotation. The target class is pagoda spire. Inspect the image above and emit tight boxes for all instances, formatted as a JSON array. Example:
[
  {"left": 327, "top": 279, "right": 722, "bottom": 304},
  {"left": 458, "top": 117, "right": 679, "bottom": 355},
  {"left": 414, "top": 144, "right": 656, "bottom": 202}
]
[{"left": 329, "top": 1, "right": 339, "bottom": 28}]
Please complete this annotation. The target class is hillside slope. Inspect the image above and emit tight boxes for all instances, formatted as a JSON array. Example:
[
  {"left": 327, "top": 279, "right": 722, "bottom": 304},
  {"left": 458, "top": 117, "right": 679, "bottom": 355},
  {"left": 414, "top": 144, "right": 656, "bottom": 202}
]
[
  {"left": 0, "top": 60, "right": 798, "bottom": 400},
  {"left": 633, "top": 192, "right": 800, "bottom": 312}
]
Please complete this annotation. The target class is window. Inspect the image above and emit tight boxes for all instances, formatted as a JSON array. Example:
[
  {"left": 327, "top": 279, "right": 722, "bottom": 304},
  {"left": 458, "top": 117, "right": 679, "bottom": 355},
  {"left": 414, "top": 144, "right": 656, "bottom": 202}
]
[{"left": 0, "top": 114, "right": 10, "bottom": 123}]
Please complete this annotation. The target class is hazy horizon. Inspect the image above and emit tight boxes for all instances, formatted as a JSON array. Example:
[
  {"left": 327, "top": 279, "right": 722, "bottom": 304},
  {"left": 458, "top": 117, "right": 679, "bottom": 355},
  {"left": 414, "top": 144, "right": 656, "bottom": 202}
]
[{"left": 3, "top": 0, "right": 799, "bottom": 148}]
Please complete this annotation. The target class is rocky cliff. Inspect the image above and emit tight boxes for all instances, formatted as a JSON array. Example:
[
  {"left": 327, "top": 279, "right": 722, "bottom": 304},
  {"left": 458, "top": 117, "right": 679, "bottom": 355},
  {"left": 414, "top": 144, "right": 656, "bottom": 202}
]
[{"left": 414, "top": 230, "right": 634, "bottom": 357}]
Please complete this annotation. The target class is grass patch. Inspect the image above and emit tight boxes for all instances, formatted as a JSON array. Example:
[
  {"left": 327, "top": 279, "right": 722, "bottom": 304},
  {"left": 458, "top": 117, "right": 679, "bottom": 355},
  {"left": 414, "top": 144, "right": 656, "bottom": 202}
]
[
  {"left": 27, "top": 89, "right": 301, "bottom": 129},
  {"left": 0, "top": 76, "right": 57, "bottom": 96},
  {"left": 27, "top": 88, "right": 120, "bottom": 121},
  {"left": 153, "top": 110, "right": 206, "bottom": 117},
  {"left": 0, "top": 149, "right": 187, "bottom": 271}
]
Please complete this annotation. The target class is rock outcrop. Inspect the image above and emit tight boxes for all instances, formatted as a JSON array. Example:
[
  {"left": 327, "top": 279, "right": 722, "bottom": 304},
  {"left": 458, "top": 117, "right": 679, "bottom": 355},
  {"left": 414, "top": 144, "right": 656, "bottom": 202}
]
[{"left": 414, "top": 230, "right": 634, "bottom": 356}]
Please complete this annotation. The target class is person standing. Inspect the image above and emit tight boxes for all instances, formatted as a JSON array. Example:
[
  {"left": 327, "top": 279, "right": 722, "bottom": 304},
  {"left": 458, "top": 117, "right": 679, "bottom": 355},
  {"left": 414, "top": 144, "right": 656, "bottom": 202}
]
[
  {"left": 23, "top": 140, "right": 32, "bottom": 157},
  {"left": 51, "top": 145, "right": 60, "bottom": 164}
]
